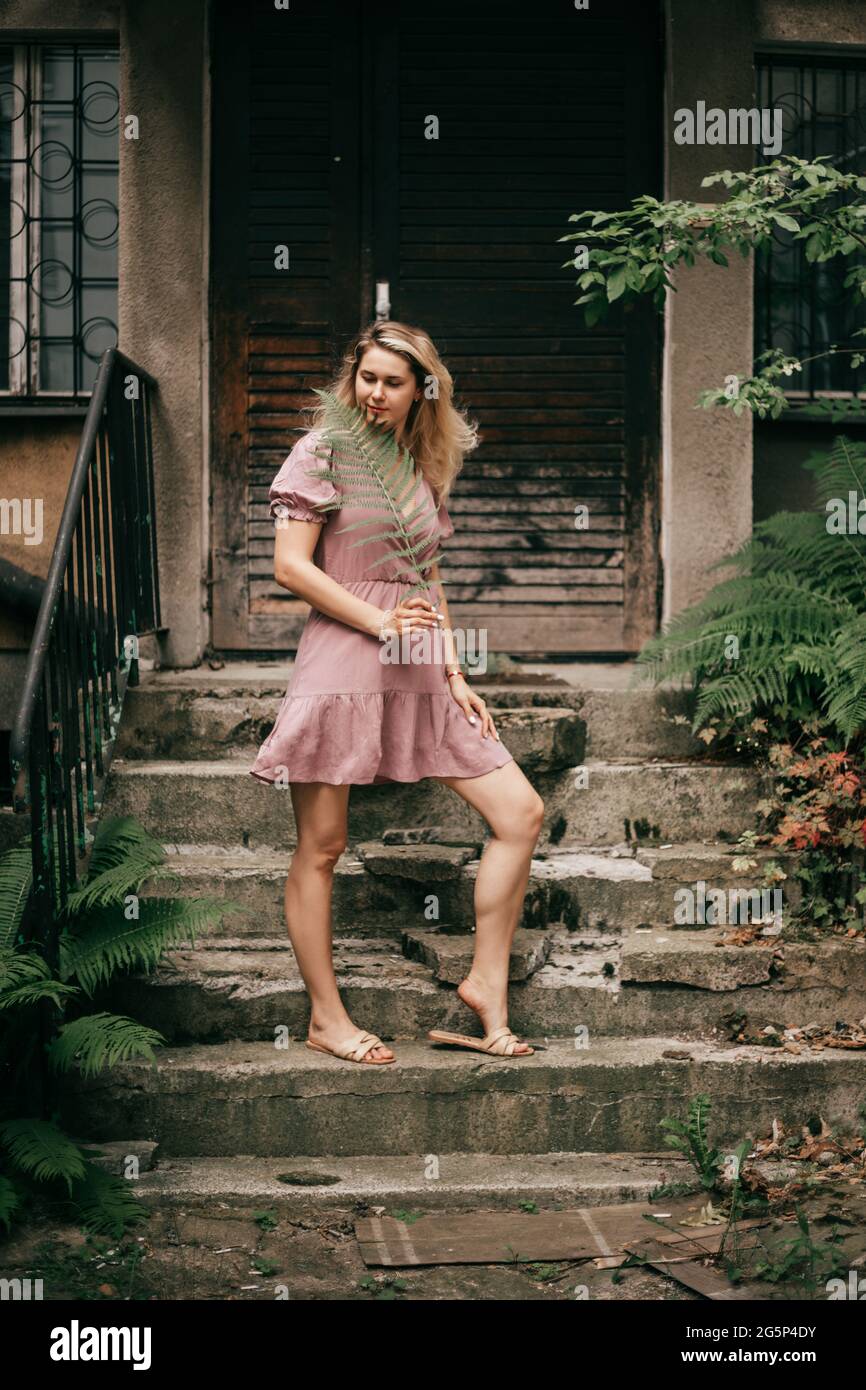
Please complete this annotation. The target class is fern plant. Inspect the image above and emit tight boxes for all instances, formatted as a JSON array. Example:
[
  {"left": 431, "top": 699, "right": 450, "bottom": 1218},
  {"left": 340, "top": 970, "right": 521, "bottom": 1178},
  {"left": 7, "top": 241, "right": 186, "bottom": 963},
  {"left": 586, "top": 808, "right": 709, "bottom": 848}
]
[
  {"left": 659, "top": 1093, "right": 725, "bottom": 1191},
  {"left": 303, "top": 389, "right": 446, "bottom": 605},
  {"left": 631, "top": 436, "right": 866, "bottom": 748},
  {"left": 0, "top": 815, "right": 246, "bottom": 1237}
]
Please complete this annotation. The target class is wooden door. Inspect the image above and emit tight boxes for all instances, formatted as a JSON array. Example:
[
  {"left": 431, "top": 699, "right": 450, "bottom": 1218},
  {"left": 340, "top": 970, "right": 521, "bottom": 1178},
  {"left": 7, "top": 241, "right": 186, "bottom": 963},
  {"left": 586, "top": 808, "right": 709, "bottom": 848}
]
[
  {"left": 210, "top": 0, "right": 662, "bottom": 654},
  {"left": 211, "top": 0, "right": 363, "bottom": 649}
]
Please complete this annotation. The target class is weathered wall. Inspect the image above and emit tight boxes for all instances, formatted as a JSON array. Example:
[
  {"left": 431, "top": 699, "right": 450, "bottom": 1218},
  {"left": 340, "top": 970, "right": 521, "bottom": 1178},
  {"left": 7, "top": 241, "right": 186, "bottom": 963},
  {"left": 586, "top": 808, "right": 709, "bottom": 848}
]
[
  {"left": 663, "top": 0, "right": 866, "bottom": 623},
  {"left": 662, "top": 0, "right": 755, "bottom": 625},
  {"left": 0, "top": 0, "right": 208, "bottom": 673},
  {"left": 756, "top": 0, "right": 866, "bottom": 44}
]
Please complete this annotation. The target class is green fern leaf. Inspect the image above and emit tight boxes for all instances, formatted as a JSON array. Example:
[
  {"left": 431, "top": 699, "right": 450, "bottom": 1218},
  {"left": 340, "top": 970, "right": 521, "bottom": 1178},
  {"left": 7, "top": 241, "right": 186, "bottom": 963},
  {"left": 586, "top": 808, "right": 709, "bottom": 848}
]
[
  {"left": 47, "top": 1012, "right": 165, "bottom": 1078},
  {"left": 0, "top": 946, "right": 79, "bottom": 1011},
  {"left": 304, "top": 390, "right": 445, "bottom": 604},
  {"left": 60, "top": 816, "right": 179, "bottom": 920},
  {"left": 58, "top": 895, "right": 240, "bottom": 992},
  {"left": 0, "top": 1173, "right": 23, "bottom": 1231},
  {"left": 0, "top": 844, "right": 33, "bottom": 950},
  {"left": 65, "top": 1162, "right": 149, "bottom": 1238},
  {"left": 0, "top": 1116, "right": 89, "bottom": 1193},
  {"left": 802, "top": 434, "right": 866, "bottom": 508}
]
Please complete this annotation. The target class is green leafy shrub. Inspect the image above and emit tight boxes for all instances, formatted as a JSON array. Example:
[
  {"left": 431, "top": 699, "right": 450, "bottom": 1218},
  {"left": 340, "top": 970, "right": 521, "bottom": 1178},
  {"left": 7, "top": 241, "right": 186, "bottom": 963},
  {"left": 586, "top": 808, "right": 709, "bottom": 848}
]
[
  {"left": 630, "top": 437, "right": 866, "bottom": 752},
  {"left": 0, "top": 816, "right": 245, "bottom": 1237}
]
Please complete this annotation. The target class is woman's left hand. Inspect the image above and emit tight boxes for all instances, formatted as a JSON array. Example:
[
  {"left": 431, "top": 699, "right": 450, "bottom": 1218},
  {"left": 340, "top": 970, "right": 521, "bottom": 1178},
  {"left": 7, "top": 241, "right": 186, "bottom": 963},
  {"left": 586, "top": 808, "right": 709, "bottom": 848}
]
[{"left": 447, "top": 675, "right": 500, "bottom": 741}]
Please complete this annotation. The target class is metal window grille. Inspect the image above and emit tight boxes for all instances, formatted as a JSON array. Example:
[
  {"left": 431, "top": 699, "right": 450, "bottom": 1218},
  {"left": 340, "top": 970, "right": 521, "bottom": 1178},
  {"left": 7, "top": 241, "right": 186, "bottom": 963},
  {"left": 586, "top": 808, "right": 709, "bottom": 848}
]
[
  {"left": 755, "top": 53, "right": 866, "bottom": 399},
  {"left": 0, "top": 41, "right": 119, "bottom": 399}
]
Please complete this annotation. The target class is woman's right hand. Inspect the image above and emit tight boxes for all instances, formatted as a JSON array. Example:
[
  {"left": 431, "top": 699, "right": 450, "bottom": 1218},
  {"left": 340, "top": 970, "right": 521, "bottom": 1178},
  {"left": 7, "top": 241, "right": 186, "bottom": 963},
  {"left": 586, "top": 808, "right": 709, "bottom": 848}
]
[{"left": 377, "top": 595, "right": 444, "bottom": 637}]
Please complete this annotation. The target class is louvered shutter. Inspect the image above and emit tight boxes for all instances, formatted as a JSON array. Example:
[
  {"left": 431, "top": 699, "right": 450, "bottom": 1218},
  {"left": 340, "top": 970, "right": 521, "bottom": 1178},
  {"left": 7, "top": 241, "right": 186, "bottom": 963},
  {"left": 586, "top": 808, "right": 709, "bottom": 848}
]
[
  {"left": 211, "top": 0, "right": 661, "bottom": 654},
  {"left": 385, "top": 0, "right": 661, "bottom": 652}
]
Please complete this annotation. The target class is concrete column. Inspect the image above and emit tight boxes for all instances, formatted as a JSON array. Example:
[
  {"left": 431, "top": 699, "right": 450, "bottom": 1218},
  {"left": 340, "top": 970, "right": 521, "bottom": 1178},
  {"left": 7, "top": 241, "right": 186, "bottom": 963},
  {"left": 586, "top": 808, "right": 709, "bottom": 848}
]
[
  {"left": 662, "top": 0, "right": 755, "bottom": 623},
  {"left": 121, "top": 0, "right": 209, "bottom": 666}
]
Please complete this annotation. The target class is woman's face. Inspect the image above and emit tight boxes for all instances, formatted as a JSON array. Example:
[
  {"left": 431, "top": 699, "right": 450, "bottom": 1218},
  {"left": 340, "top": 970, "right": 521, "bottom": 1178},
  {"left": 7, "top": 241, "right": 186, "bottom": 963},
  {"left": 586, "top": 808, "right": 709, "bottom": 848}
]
[{"left": 354, "top": 345, "right": 420, "bottom": 442}]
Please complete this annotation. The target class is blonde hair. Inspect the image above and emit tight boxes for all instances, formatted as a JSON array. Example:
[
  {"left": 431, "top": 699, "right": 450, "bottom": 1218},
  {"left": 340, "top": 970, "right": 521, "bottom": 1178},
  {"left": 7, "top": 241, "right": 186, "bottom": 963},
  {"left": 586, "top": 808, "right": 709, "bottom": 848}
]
[{"left": 299, "top": 320, "right": 480, "bottom": 506}]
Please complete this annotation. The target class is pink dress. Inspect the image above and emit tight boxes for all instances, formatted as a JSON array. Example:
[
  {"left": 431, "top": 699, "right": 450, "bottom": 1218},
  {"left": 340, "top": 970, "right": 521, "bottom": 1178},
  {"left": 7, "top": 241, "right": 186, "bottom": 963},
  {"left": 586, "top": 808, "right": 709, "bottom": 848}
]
[{"left": 248, "top": 429, "right": 515, "bottom": 786}]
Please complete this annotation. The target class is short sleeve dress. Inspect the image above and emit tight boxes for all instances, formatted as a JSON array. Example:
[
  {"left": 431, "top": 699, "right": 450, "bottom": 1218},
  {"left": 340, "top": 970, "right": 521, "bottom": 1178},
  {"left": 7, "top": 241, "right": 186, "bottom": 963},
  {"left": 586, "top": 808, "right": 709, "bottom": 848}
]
[{"left": 248, "top": 428, "right": 515, "bottom": 786}]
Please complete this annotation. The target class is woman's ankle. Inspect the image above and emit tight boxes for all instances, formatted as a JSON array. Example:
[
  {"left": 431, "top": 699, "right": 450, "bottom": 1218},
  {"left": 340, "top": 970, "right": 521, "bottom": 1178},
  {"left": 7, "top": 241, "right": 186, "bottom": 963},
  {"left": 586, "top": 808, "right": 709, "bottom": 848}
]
[{"left": 308, "top": 1011, "right": 352, "bottom": 1034}]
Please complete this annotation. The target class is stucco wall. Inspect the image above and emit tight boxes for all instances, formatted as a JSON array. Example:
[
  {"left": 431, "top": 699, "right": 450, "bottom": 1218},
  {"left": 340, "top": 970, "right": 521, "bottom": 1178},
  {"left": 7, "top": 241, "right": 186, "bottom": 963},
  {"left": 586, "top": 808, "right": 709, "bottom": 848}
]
[
  {"left": 663, "top": 0, "right": 866, "bottom": 624},
  {"left": 662, "top": 0, "right": 755, "bottom": 624},
  {"left": 756, "top": 0, "right": 866, "bottom": 44},
  {"left": 1, "top": 0, "right": 208, "bottom": 670}
]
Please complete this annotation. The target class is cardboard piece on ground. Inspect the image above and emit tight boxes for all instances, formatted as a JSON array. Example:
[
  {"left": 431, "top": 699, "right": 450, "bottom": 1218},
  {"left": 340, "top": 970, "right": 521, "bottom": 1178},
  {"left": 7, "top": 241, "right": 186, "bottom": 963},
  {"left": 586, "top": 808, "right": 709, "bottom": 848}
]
[
  {"left": 624, "top": 1233, "right": 768, "bottom": 1300},
  {"left": 595, "top": 1217, "right": 768, "bottom": 1270},
  {"left": 355, "top": 1197, "right": 768, "bottom": 1269}
]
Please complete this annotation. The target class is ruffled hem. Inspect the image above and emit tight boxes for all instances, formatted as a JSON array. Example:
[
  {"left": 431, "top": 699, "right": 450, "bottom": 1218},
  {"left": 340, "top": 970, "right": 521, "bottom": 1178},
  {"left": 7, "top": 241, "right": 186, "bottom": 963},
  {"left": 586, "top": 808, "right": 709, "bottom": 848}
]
[{"left": 248, "top": 690, "right": 514, "bottom": 785}]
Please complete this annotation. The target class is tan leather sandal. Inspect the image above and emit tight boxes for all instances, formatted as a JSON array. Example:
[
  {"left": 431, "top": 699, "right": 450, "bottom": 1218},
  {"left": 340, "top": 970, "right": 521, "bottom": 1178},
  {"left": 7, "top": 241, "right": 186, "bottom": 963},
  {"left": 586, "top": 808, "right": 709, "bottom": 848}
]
[
  {"left": 306, "top": 1031, "right": 396, "bottom": 1064},
  {"left": 428, "top": 1026, "right": 534, "bottom": 1057}
]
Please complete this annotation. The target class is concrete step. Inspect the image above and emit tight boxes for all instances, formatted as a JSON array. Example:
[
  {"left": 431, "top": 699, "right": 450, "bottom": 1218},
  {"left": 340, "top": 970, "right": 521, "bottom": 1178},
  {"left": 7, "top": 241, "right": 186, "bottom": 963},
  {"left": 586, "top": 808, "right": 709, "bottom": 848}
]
[
  {"left": 119, "top": 699, "right": 585, "bottom": 777},
  {"left": 543, "top": 759, "right": 768, "bottom": 845},
  {"left": 100, "top": 756, "right": 768, "bottom": 849},
  {"left": 125, "top": 1151, "right": 702, "bottom": 1214},
  {"left": 61, "top": 1035, "right": 864, "bottom": 1158},
  {"left": 114, "top": 661, "right": 704, "bottom": 761},
  {"left": 141, "top": 841, "right": 803, "bottom": 938},
  {"left": 102, "top": 930, "right": 863, "bottom": 1043}
]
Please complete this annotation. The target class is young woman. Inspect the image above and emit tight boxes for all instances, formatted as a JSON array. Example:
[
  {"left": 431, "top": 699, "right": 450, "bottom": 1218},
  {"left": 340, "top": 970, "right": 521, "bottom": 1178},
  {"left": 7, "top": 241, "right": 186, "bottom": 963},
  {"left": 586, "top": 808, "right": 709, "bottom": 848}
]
[{"left": 249, "top": 321, "right": 545, "bottom": 1064}]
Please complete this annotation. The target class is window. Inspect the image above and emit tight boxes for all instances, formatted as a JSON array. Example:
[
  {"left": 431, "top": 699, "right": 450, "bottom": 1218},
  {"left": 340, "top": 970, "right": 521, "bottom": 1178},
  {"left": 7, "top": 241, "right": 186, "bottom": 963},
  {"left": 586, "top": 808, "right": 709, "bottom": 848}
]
[
  {"left": 755, "top": 53, "right": 866, "bottom": 400},
  {"left": 0, "top": 42, "right": 119, "bottom": 400}
]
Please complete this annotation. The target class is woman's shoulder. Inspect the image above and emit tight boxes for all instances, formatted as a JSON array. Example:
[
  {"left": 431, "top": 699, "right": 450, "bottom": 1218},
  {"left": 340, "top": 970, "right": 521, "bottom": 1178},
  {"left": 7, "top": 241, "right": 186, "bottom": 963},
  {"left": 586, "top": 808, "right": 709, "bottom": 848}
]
[{"left": 290, "top": 427, "right": 327, "bottom": 455}]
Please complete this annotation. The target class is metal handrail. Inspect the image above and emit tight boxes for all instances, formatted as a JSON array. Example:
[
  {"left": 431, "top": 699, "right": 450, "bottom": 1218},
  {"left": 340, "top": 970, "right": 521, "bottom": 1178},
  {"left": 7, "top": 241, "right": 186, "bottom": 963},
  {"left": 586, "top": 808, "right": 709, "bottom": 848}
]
[{"left": 9, "top": 347, "right": 165, "bottom": 949}]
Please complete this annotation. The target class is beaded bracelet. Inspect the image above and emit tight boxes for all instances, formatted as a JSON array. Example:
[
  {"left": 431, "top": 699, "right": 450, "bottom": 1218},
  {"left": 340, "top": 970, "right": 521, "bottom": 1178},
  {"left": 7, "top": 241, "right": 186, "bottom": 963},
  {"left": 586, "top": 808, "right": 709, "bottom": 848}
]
[
  {"left": 378, "top": 608, "right": 396, "bottom": 641},
  {"left": 445, "top": 667, "right": 463, "bottom": 681}
]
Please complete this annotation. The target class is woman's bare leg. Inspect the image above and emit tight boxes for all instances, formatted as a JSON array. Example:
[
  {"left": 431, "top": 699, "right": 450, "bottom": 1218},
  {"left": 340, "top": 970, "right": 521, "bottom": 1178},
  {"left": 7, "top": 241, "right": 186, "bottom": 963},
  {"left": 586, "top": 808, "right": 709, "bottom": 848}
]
[
  {"left": 431, "top": 760, "right": 545, "bottom": 1052},
  {"left": 287, "top": 780, "right": 394, "bottom": 1062}
]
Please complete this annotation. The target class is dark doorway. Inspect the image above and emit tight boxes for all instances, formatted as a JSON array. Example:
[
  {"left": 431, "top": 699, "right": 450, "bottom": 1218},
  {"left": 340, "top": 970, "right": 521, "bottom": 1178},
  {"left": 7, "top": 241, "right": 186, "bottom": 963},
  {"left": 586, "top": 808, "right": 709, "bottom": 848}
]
[{"left": 211, "top": 0, "right": 662, "bottom": 654}]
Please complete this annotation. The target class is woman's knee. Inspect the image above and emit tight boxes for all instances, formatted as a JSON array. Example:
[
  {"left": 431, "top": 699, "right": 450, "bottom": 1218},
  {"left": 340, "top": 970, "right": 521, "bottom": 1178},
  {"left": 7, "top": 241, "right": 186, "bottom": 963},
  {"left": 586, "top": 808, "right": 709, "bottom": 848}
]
[
  {"left": 526, "top": 790, "right": 545, "bottom": 839},
  {"left": 499, "top": 788, "right": 545, "bottom": 844},
  {"left": 295, "top": 833, "right": 347, "bottom": 869}
]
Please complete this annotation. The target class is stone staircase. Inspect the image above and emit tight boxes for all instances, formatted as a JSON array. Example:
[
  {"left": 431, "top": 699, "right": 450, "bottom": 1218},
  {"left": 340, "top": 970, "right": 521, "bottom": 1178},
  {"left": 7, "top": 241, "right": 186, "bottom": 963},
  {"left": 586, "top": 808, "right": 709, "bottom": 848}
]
[{"left": 60, "top": 660, "right": 866, "bottom": 1213}]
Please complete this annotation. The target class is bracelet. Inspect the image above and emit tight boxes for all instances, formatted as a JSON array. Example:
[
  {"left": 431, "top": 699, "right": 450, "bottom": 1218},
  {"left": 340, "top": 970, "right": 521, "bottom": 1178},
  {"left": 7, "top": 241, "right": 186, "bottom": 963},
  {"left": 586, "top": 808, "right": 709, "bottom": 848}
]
[
  {"left": 378, "top": 608, "right": 396, "bottom": 641},
  {"left": 445, "top": 667, "right": 463, "bottom": 681}
]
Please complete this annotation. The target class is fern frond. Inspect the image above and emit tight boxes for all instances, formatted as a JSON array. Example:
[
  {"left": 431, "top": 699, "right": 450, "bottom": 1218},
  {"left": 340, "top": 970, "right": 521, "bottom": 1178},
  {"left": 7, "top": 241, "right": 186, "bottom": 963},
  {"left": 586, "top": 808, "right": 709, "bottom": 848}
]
[
  {"left": 752, "top": 515, "right": 865, "bottom": 601},
  {"left": 634, "top": 577, "right": 847, "bottom": 688},
  {"left": 47, "top": 1012, "right": 165, "bottom": 1078},
  {"left": 691, "top": 658, "right": 797, "bottom": 728},
  {"left": 60, "top": 816, "right": 176, "bottom": 921},
  {"left": 58, "top": 895, "right": 235, "bottom": 993},
  {"left": 0, "top": 946, "right": 79, "bottom": 1011},
  {"left": 65, "top": 1163, "right": 149, "bottom": 1237},
  {"left": 0, "top": 1173, "right": 23, "bottom": 1231},
  {"left": 0, "top": 1116, "right": 89, "bottom": 1193},
  {"left": 687, "top": 1094, "right": 721, "bottom": 1174},
  {"left": 0, "top": 844, "right": 33, "bottom": 950},
  {"left": 802, "top": 434, "right": 866, "bottom": 506},
  {"left": 306, "top": 390, "right": 443, "bottom": 603},
  {"left": 820, "top": 615, "right": 866, "bottom": 737},
  {"left": 634, "top": 434, "right": 866, "bottom": 743}
]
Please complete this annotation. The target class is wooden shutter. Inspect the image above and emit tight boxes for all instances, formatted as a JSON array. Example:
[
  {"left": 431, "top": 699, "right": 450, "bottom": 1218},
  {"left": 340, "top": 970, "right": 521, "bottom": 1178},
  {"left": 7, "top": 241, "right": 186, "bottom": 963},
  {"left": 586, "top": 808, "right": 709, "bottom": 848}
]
[
  {"left": 211, "top": 0, "right": 661, "bottom": 654},
  {"left": 381, "top": 0, "right": 662, "bottom": 653},
  {"left": 211, "top": 0, "right": 362, "bottom": 648}
]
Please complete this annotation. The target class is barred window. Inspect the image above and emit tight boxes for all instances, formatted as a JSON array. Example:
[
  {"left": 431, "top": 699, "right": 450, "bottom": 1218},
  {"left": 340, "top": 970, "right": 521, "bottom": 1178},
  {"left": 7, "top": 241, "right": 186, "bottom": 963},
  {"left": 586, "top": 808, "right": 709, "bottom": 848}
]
[
  {"left": 0, "top": 42, "right": 118, "bottom": 400},
  {"left": 755, "top": 53, "right": 866, "bottom": 400}
]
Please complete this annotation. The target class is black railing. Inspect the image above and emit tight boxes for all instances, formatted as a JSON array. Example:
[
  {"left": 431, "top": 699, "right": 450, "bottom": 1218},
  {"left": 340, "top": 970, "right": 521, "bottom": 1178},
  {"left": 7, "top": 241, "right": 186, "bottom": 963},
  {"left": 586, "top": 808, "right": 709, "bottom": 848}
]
[{"left": 9, "top": 348, "right": 164, "bottom": 958}]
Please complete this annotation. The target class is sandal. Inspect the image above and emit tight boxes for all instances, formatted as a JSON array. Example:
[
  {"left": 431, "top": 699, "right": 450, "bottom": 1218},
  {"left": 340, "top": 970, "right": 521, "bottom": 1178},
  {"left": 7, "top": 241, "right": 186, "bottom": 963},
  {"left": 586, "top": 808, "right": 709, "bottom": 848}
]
[
  {"left": 428, "top": 1026, "right": 535, "bottom": 1057},
  {"left": 305, "top": 1030, "right": 396, "bottom": 1065}
]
